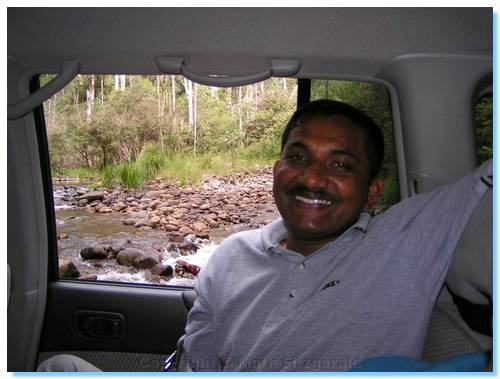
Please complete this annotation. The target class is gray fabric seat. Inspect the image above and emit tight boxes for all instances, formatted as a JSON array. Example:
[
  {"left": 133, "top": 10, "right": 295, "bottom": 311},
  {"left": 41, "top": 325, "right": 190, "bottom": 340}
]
[{"left": 422, "top": 186, "right": 492, "bottom": 361}]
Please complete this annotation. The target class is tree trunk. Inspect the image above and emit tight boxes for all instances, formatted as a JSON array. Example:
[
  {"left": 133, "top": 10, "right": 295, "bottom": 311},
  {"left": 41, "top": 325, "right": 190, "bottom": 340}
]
[
  {"left": 86, "top": 75, "right": 95, "bottom": 121},
  {"left": 156, "top": 76, "right": 165, "bottom": 152},
  {"left": 238, "top": 86, "right": 243, "bottom": 131},
  {"left": 120, "top": 75, "right": 126, "bottom": 91},
  {"left": 115, "top": 75, "right": 126, "bottom": 91},
  {"left": 194, "top": 83, "right": 198, "bottom": 154},
  {"left": 171, "top": 76, "right": 176, "bottom": 116},
  {"left": 210, "top": 86, "right": 219, "bottom": 99},
  {"left": 73, "top": 76, "right": 80, "bottom": 113},
  {"left": 101, "top": 75, "right": 104, "bottom": 105},
  {"left": 227, "top": 88, "right": 232, "bottom": 111},
  {"left": 183, "top": 78, "right": 194, "bottom": 130}
]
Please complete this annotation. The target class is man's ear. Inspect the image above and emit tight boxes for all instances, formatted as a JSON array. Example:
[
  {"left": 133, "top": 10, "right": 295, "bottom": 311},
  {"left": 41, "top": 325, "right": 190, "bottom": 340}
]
[{"left": 364, "top": 178, "right": 384, "bottom": 211}]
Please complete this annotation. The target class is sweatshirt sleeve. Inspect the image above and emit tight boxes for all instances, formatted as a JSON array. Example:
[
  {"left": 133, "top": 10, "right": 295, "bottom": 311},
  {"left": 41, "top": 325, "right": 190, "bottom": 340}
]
[
  {"left": 378, "top": 159, "right": 492, "bottom": 301},
  {"left": 183, "top": 251, "right": 222, "bottom": 371}
]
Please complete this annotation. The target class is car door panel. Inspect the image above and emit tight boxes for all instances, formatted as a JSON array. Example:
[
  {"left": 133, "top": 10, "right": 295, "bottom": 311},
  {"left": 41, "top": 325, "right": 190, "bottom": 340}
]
[{"left": 38, "top": 281, "right": 189, "bottom": 371}]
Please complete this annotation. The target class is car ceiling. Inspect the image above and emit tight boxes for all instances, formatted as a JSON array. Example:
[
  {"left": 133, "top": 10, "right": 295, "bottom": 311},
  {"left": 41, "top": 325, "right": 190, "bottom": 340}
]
[{"left": 8, "top": 8, "right": 492, "bottom": 79}]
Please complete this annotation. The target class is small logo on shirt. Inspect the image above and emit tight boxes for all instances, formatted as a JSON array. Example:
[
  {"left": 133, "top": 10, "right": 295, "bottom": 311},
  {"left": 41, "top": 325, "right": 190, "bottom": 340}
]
[{"left": 321, "top": 280, "right": 341, "bottom": 291}]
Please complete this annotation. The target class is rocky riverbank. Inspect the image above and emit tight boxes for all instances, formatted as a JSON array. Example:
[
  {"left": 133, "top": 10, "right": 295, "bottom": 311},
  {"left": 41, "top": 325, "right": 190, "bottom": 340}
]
[{"left": 54, "top": 167, "right": 280, "bottom": 286}]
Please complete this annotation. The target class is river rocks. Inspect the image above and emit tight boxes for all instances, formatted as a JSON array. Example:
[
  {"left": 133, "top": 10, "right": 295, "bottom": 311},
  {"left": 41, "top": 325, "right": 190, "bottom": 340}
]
[
  {"left": 77, "top": 191, "right": 107, "bottom": 202},
  {"left": 114, "top": 202, "right": 127, "bottom": 211},
  {"left": 116, "top": 248, "right": 159, "bottom": 269},
  {"left": 150, "top": 216, "right": 161, "bottom": 225},
  {"left": 149, "top": 200, "right": 162, "bottom": 210},
  {"left": 102, "top": 240, "right": 129, "bottom": 257},
  {"left": 78, "top": 199, "right": 89, "bottom": 207},
  {"left": 80, "top": 246, "right": 108, "bottom": 260},
  {"left": 179, "top": 226, "right": 195, "bottom": 235},
  {"left": 55, "top": 167, "right": 280, "bottom": 243},
  {"left": 146, "top": 190, "right": 164, "bottom": 199},
  {"left": 134, "top": 218, "right": 152, "bottom": 227},
  {"left": 133, "top": 253, "right": 159, "bottom": 269},
  {"left": 169, "top": 233, "right": 185, "bottom": 243},
  {"left": 199, "top": 203, "right": 211, "bottom": 210},
  {"left": 151, "top": 263, "right": 174, "bottom": 277},
  {"left": 116, "top": 248, "right": 141, "bottom": 266},
  {"left": 57, "top": 233, "right": 69, "bottom": 240},
  {"left": 192, "top": 222, "right": 208, "bottom": 233},
  {"left": 59, "top": 259, "right": 80, "bottom": 278},
  {"left": 165, "top": 224, "right": 179, "bottom": 232}
]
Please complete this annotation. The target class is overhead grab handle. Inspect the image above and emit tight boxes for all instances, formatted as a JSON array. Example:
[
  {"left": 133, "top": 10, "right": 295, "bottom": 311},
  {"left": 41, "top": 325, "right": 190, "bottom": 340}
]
[
  {"left": 8, "top": 60, "right": 81, "bottom": 120},
  {"left": 156, "top": 56, "right": 300, "bottom": 87}
]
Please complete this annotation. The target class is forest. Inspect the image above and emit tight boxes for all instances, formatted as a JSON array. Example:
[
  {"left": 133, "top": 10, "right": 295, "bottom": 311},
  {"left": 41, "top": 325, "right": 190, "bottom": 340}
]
[{"left": 42, "top": 74, "right": 492, "bottom": 206}]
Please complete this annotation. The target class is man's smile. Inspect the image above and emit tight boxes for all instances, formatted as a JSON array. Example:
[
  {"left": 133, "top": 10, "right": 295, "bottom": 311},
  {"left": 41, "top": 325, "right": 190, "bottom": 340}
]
[
  {"left": 295, "top": 195, "right": 333, "bottom": 206},
  {"left": 293, "top": 195, "right": 335, "bottom": 208}
]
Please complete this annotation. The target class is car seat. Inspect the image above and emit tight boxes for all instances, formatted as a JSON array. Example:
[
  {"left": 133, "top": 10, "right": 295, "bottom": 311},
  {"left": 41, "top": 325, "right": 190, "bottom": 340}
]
[{"left": 422, "top": 180, "right": 492, "bottom": 362}]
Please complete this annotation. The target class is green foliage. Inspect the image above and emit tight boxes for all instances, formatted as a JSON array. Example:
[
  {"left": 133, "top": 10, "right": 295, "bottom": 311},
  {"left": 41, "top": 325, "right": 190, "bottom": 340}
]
[
  {"left": 135, "top": 143, "right": 166, "bottom": 181},
  {"left": 101, "top": 165, "right": 119, "bottom": 188},
  {"left": 475, "top": 96, "right": 493, "bottom": 163},
  {"left": 118, "top": 164, "right": 143, "bottom": 189},
  {"left": 52, "top": 166, "right": 96, "bottom": 181},
  {"left": 44, "top": 74, "right": 403, "bottom": 205},
  {"left": 100, "top": 144, "right": 164, "bottom": 189},
  {"left": 311, "top": 80, "right": 400, "bottom": 204},
  {"left": 380, "top": 177, "right": 400, "bottom": 207},
  {"left": 246, "top": 83, "right": 296, "bottom": 146}
]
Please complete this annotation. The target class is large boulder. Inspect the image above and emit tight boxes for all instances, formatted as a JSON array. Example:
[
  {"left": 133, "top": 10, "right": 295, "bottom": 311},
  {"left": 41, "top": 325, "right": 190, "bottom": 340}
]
[
  {"left": 59, "top": 259, "right": 80, "bottom": 278},
  {"left": 76, "top": 191, "right": 107, "bottom": 202},
  {"left": 133, "top": 253, "right": 159, "bottom": 269},
  {"left": 116, "top": 248, "right": 141, "bottom": 266},
  {"left": 116, "top": 248, "right": 159, "bottom": 269},
  {"left": 80, "top": 246, "right": 108, "bottom": 260}
]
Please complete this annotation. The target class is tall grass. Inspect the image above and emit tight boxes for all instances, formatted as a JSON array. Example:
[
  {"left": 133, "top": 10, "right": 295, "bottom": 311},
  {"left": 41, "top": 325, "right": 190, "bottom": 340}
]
[
  {"left": 159, "top": 141, "right": 280, "bottom": 186},
  {"left": 136, "top": 144, "right": 165, "bottom": 181},
  {"left": 99, "top": 141, "right": 280, "bottom": 189},
  {"left": 52, "top": 166, "right": 97, "bottom": 181}
]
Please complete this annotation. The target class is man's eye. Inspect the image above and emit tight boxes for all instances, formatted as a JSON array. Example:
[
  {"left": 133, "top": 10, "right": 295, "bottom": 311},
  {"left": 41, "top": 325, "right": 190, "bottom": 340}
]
[
  {"left": 332, "top": 161, "right": 351, "bottom": 171},
  {"left": 287, "top": 154, "right": 306, "bottom": 161}
]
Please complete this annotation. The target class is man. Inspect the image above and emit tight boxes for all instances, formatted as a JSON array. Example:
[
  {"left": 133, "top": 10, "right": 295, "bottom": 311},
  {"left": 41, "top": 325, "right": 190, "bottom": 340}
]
[
  {"left": 182, "top": 99, "right": 491, "bottom": 371},
  {"left": 38, "top": 99, "right": 491, "bottom": 372}
]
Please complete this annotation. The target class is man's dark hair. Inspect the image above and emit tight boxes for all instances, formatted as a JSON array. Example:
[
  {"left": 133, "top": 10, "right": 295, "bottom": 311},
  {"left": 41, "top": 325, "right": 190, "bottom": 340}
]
[{"left": 281, "top": 99, "right": 385, "bottom": 180}]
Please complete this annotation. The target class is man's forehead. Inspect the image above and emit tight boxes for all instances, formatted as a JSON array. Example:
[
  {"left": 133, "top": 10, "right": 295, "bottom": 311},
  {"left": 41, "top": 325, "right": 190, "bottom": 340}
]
[{"left": 287, "top": 115, "right": 366, "bottom": 144}]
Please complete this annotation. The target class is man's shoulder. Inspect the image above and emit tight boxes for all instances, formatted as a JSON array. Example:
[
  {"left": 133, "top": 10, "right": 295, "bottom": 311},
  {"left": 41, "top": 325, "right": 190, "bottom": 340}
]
[{"left": 215, "top": 227, "right": 264, "bottom": 254}]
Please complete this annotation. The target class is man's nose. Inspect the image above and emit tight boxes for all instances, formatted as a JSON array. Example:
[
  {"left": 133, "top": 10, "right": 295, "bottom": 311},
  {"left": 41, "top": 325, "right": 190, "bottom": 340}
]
[{"left": 298, "top": 163, "right": 328, "bottom": 190}]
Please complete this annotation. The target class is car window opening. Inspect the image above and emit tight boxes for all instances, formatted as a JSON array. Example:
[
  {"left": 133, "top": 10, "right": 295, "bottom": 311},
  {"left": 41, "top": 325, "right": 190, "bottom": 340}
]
[{"left": 40, "top": 74, "right": 400, "bottom": 287}]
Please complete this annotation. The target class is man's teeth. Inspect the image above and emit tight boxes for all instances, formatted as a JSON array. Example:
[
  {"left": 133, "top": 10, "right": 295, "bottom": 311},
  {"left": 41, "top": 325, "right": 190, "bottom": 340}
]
[{"left": 295, "top": 195, "right": 332, "bottom": 205}]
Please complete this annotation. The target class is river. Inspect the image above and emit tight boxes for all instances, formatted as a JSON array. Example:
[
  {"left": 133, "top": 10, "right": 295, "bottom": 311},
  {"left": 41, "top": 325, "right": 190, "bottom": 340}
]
[{"left": 53, "top": 176, "right": 279, "bottom": 287}]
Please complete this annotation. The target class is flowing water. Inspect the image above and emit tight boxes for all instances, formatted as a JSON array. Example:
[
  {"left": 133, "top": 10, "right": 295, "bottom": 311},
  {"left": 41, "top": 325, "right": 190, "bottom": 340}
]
[{"left": 53, "top": 185, "right": 221, "bottom": 287}]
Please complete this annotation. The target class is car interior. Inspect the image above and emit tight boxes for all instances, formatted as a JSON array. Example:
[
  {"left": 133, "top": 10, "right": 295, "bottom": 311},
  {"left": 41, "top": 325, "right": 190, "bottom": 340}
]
[{"left": 7, "top": 8, "right": 492, "bottom": 372}]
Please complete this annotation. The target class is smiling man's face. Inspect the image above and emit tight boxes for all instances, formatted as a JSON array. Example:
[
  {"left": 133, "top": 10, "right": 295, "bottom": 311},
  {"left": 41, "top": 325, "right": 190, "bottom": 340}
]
[{"left": 273, "top": 115, "right": 383, "bottom": 254}]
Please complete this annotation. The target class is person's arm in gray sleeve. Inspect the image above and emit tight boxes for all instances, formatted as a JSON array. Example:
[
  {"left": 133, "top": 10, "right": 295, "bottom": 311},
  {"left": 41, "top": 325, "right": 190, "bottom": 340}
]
[{"left": 183, "top": 253, "right": 222, "bottom": 371}]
